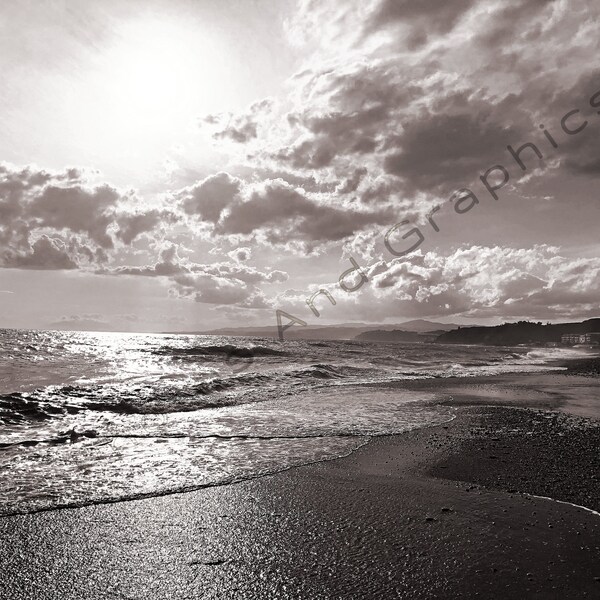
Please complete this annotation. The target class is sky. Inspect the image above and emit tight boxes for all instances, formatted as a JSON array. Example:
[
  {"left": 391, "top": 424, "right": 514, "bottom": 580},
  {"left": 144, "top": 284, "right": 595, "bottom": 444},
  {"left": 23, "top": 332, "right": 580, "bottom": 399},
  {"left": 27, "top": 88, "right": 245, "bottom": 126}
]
[{"left": 0, "top": 0, "right": 599, "bottom": 332}]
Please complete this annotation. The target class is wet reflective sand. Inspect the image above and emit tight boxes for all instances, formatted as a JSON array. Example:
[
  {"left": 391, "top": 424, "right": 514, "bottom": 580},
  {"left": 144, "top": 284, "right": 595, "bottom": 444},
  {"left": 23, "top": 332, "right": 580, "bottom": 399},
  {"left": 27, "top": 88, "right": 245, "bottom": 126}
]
[{"left": 1, "top": 400, "right": 598, "bottom": 600}]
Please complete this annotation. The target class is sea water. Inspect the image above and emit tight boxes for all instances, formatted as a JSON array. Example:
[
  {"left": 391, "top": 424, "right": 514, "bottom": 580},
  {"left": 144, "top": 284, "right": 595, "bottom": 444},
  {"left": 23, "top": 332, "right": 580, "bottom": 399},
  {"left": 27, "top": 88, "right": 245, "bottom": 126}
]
[{"left": 0, "top": 329, "right": 584, "bottom": 515}]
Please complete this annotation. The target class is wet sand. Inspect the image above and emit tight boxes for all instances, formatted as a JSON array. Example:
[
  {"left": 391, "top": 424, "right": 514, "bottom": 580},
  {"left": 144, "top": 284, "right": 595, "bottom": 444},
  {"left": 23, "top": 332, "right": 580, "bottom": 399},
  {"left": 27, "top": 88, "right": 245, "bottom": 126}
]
[{"left": 1, "top": 369, "right": 599, "bottom": 599}]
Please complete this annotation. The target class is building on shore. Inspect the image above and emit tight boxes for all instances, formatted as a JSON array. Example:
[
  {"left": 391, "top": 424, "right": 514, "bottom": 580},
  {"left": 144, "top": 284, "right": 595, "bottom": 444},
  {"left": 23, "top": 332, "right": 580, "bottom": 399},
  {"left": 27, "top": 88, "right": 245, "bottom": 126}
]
[{"left": 561, "top": 333, "right": 600, "bottom": 345}]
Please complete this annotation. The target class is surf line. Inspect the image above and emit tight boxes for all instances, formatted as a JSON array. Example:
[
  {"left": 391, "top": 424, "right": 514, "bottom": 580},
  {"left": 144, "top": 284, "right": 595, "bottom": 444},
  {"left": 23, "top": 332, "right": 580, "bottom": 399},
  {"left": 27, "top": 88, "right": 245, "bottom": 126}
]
[
  {"left": 525, "top": 493, "right": 600, "bottom": 518},
  {"left": 275, "top": 88, "right": 600, "bottom": 341}
]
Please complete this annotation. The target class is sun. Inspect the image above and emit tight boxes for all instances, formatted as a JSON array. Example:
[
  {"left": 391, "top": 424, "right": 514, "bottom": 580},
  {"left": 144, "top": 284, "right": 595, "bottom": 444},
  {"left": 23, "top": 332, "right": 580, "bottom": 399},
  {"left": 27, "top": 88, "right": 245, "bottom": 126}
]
[
  {"left": 93, "top": 17, "right": 231, "bottom": 140},
  {"left": 113, "top": 21, "right": 196, "bottom": 116}
]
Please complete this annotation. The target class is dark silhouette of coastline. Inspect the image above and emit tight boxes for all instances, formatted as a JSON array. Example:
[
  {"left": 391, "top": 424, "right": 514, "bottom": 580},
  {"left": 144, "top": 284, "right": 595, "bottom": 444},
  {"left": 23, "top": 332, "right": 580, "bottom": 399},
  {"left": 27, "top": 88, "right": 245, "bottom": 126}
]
[{"left": 435, "top": 318, "right": 600, "bottom": 346}]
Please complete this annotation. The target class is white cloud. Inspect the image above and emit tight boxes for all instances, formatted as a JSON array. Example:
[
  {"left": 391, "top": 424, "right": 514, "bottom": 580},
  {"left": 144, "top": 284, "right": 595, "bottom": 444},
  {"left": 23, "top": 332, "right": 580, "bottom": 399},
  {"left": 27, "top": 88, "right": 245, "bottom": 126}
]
[
  {"left": 107, "top": 242, "right": 288, "bottom": 307},
  {"left": 274, "top": 245, "right": 600, "bottom": 323}
]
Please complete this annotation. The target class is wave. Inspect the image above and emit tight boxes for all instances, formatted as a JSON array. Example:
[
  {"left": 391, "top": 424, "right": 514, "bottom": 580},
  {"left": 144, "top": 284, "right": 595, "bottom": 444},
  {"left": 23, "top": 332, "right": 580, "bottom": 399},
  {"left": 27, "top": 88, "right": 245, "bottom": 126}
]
[
  {"left": 525, "top": 347, "right": 590, "bottom": 361},
  {"left": 0, "top": 429, "right": 368, "bottom": 450},
  {"left": 0, "top": 435, "right": 370, "bottom": 518},
  {"left": 0, "top": 428, "right": 102, "bottom": 448},
  {"left": 0, "top": 381, "right": 255, "bottom": 420},
  {"left": 0, "top": 393, "right": 68, "bottom": 423},
  {"left": 291, "top": 364, "right": 346, "bottom": 379},
  {"left": 153, "top": 344, "right": 288, "bottom": 358},
  {"left": 0, "top": 363, "right": 385, "bottom": 422},
  {"left": 0, "top": 340, "right": 575, "bottom": 425}
]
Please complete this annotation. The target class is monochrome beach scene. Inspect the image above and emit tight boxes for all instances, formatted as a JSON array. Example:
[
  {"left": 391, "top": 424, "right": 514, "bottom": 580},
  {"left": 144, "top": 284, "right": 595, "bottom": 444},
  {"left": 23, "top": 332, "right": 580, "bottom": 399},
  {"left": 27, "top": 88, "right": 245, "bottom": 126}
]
[{"left": 1, "top": 1, "right": 599, "bottom": 598}]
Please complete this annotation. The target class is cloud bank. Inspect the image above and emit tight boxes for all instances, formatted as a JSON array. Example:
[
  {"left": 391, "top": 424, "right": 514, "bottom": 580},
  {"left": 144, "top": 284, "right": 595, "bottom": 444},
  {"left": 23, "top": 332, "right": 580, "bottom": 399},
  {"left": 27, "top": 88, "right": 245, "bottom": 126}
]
[{"left": 2, "top": 0, "right": 600, "bottom": 325}]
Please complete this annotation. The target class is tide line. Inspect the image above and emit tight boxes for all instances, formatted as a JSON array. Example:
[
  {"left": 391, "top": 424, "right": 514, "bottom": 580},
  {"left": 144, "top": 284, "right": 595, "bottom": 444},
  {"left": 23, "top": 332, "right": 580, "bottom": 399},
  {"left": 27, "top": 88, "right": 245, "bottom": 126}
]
[{"left": 524, "top": 493, "right": 600, "bottom": 518}]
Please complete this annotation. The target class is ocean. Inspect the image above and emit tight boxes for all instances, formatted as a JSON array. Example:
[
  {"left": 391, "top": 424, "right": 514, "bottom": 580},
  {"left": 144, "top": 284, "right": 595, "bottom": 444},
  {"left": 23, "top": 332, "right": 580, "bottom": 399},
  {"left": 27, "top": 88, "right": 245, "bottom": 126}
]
[{"left": 0, "top": 329, "right": 583, "bottom": 516}]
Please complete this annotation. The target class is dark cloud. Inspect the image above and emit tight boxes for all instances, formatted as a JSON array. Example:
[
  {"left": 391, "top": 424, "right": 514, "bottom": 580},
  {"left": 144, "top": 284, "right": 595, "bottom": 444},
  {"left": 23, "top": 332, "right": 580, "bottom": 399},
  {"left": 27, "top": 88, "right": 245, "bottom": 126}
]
[
  {"left": 227, "top": 246, "right": 252, "bottom": 262},
  {"left": 271, "top": 66, "right": 421, "bottom": 171},
  {"left": 216, "top": 121, "right": 257, "bottom": 144},
  {"left": 171, "top": 271, "right": 254, "bottom": 305},
  {"left": 2, "top": 236, "right": 78, "bottom": 270},
  {"left": 28, "top": 184, "right": 119, "bottom": 249},
  {"left": 216, "top": 179, "right": 393, "bottom": 243},
  {"left": 170, "top": 262, "right": 285, "bottom": 306},
  {"left": 116, "top": 209, "right": 180, "bottom": 244},
  {"left": 0, "top": 163, "right": 176, "bottom": 270},
  {"left": 382, "top": 102, "right": 526, "bottom": 193},
  {"left": 110, "top": 244, "right": 186, "bottom": 277},
  {"left": 0, "top": 165, "right": 116, "bottom": 267},
  {"left": 363, "top": 0, "right": 476, "bottom": 46},
  {"left": 273, "top": 138, "right": 338, "bottom": 169},
  {"left": 204, "top": 99, "right": 274, "bottom": 144},
  {"left": 179, "top": 172, "right": 242, "bottom": 223},
  {"left": 543, "top": 69, "right": 600, "bottom": 178},
  {"left": 336, "top": 167, "right": 368, "bottom": 194}
]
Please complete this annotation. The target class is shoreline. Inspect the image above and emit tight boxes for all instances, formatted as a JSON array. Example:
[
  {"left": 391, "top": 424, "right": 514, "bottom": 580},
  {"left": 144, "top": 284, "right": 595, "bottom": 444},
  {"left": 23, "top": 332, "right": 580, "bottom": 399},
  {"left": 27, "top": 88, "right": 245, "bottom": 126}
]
[
  {"left": 1, "top": 362, "right": 598, "bottom": 519},
  {"left": 4, "top": 363, "right": 597, "bottom": 520},
  {"left": 1, "top": 385, "right": 599, "bottom": 598},
  {"left": 428, "top": 405, "right": 600, "bottom": 513}
]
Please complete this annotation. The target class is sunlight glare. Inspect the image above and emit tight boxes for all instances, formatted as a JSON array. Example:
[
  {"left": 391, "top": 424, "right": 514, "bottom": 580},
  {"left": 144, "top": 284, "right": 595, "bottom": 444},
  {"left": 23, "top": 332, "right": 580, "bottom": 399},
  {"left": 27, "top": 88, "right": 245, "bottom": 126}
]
[{"left": 98, "top": 18, "right": 230, "bottom": 138}]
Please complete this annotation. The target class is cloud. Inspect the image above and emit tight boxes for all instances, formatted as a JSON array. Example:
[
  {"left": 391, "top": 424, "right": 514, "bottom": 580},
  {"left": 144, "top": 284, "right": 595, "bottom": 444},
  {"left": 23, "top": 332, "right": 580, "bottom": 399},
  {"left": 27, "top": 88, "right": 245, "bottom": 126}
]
[
  {"left": 170, "top": 272, "right": 269, "bottom": 306},
  {"left": 216, "top": 178, "right": 393, "bottom": 244},
  {"left": 0, "top": 163, "right": 163, "bottom": 269},
  {"left": 227, "top": 246, "right": 252, "bottom": 262},
  {"left": 4, "top": 0, "right": 600, "bottom": 323},
  {"left": 219, "top": 0, "right": 600, "bottom": 214},
  {"left": 170, "top": 262, "right": 286, "bottom": 307},
  {"left": 115, "top": 209, "right": 180, "bottom": 245},
  {"left": 2, "top": 235, "right": 78, "bottom": 270},
  {"left": 543, "top": 68, "right": 600, "bottom": 178},
  {"left": 276, "top": 245, "right": 600, "bottom": 323},
  {"left": 381, "top": 98, "right": 528, "bottom": 193},
  {"left": 179, "top": 172, "right": 242, "bottom": 223},
  {"left": 157, "top": 0, "right": 600, "bottom": 317},
  {"left": 336, "top": 167, "right": 368, "bottom": 194},
  {"left": 174, "top": 173, "right": 394, "bottom": 246},
  {"left": 203, "top": 99, "right": 274, "bottom": 143},
  {"left": 108, "top": 243, "right": 288, "bottom": 307},
  {"left": 363, "top": 0, "right": 476, "bottom": 45},
  {"left": 28, "top": 183, "right": 120, "bottom": 249},
  {"left": 109, "top": 244, "right": 186, "bottom": 277},
  {"left": 0, "top": 162, "right": 182, "bottom": 271}
]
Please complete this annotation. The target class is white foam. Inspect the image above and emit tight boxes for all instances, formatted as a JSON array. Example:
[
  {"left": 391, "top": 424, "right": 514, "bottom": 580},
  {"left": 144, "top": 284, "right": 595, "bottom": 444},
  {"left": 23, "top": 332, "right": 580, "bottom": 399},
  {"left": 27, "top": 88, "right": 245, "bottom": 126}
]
[{"left": 524, "top": 493, "right": 600, "bottom": 518}]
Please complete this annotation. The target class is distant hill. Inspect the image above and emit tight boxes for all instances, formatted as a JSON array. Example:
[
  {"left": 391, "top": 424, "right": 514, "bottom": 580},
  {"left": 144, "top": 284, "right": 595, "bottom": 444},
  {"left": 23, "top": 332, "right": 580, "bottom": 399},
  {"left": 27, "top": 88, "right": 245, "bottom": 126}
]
[
  {"left": 393, "top": 320, "right": 459, "bottom": 333},
  {"left": 48, "top": 319, "right": 117, "bottom": 332},
  {"left": 354, "top": 329, "right": 441, "bottom": 343},
  {"left": 173, "top": 320, "right": 460, "bottom": 341},
  {"left": 435, "top": 319, "right": 600, "bottom": 346},
  {"left": 166, "top": 325, "right": 387, "bottom": 341}
]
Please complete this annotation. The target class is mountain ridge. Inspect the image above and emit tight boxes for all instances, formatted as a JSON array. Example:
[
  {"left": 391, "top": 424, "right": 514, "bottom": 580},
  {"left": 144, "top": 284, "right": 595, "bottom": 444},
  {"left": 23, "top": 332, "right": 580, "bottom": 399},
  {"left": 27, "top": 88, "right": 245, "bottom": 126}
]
[{"left": 165, "top": 320, "right": 460, "bottom": 340}]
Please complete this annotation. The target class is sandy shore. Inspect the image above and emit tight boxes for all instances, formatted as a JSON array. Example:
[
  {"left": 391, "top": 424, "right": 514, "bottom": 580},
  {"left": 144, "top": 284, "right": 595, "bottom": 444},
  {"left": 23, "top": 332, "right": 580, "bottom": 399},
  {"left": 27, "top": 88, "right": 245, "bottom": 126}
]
[{"left": 1, "top": 370, "right": 599, "bottom": 599}]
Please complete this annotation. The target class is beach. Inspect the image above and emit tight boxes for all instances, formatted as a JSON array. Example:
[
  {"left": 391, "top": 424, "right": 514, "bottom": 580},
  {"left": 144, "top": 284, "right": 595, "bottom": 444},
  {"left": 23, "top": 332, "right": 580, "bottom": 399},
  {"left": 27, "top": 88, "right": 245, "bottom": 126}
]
[
  {"left": 4, "top": 0, "right": 600, "bottom": 596},
  {"left": 1, "top": 365, "right": 598, "bottom": 599}
]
